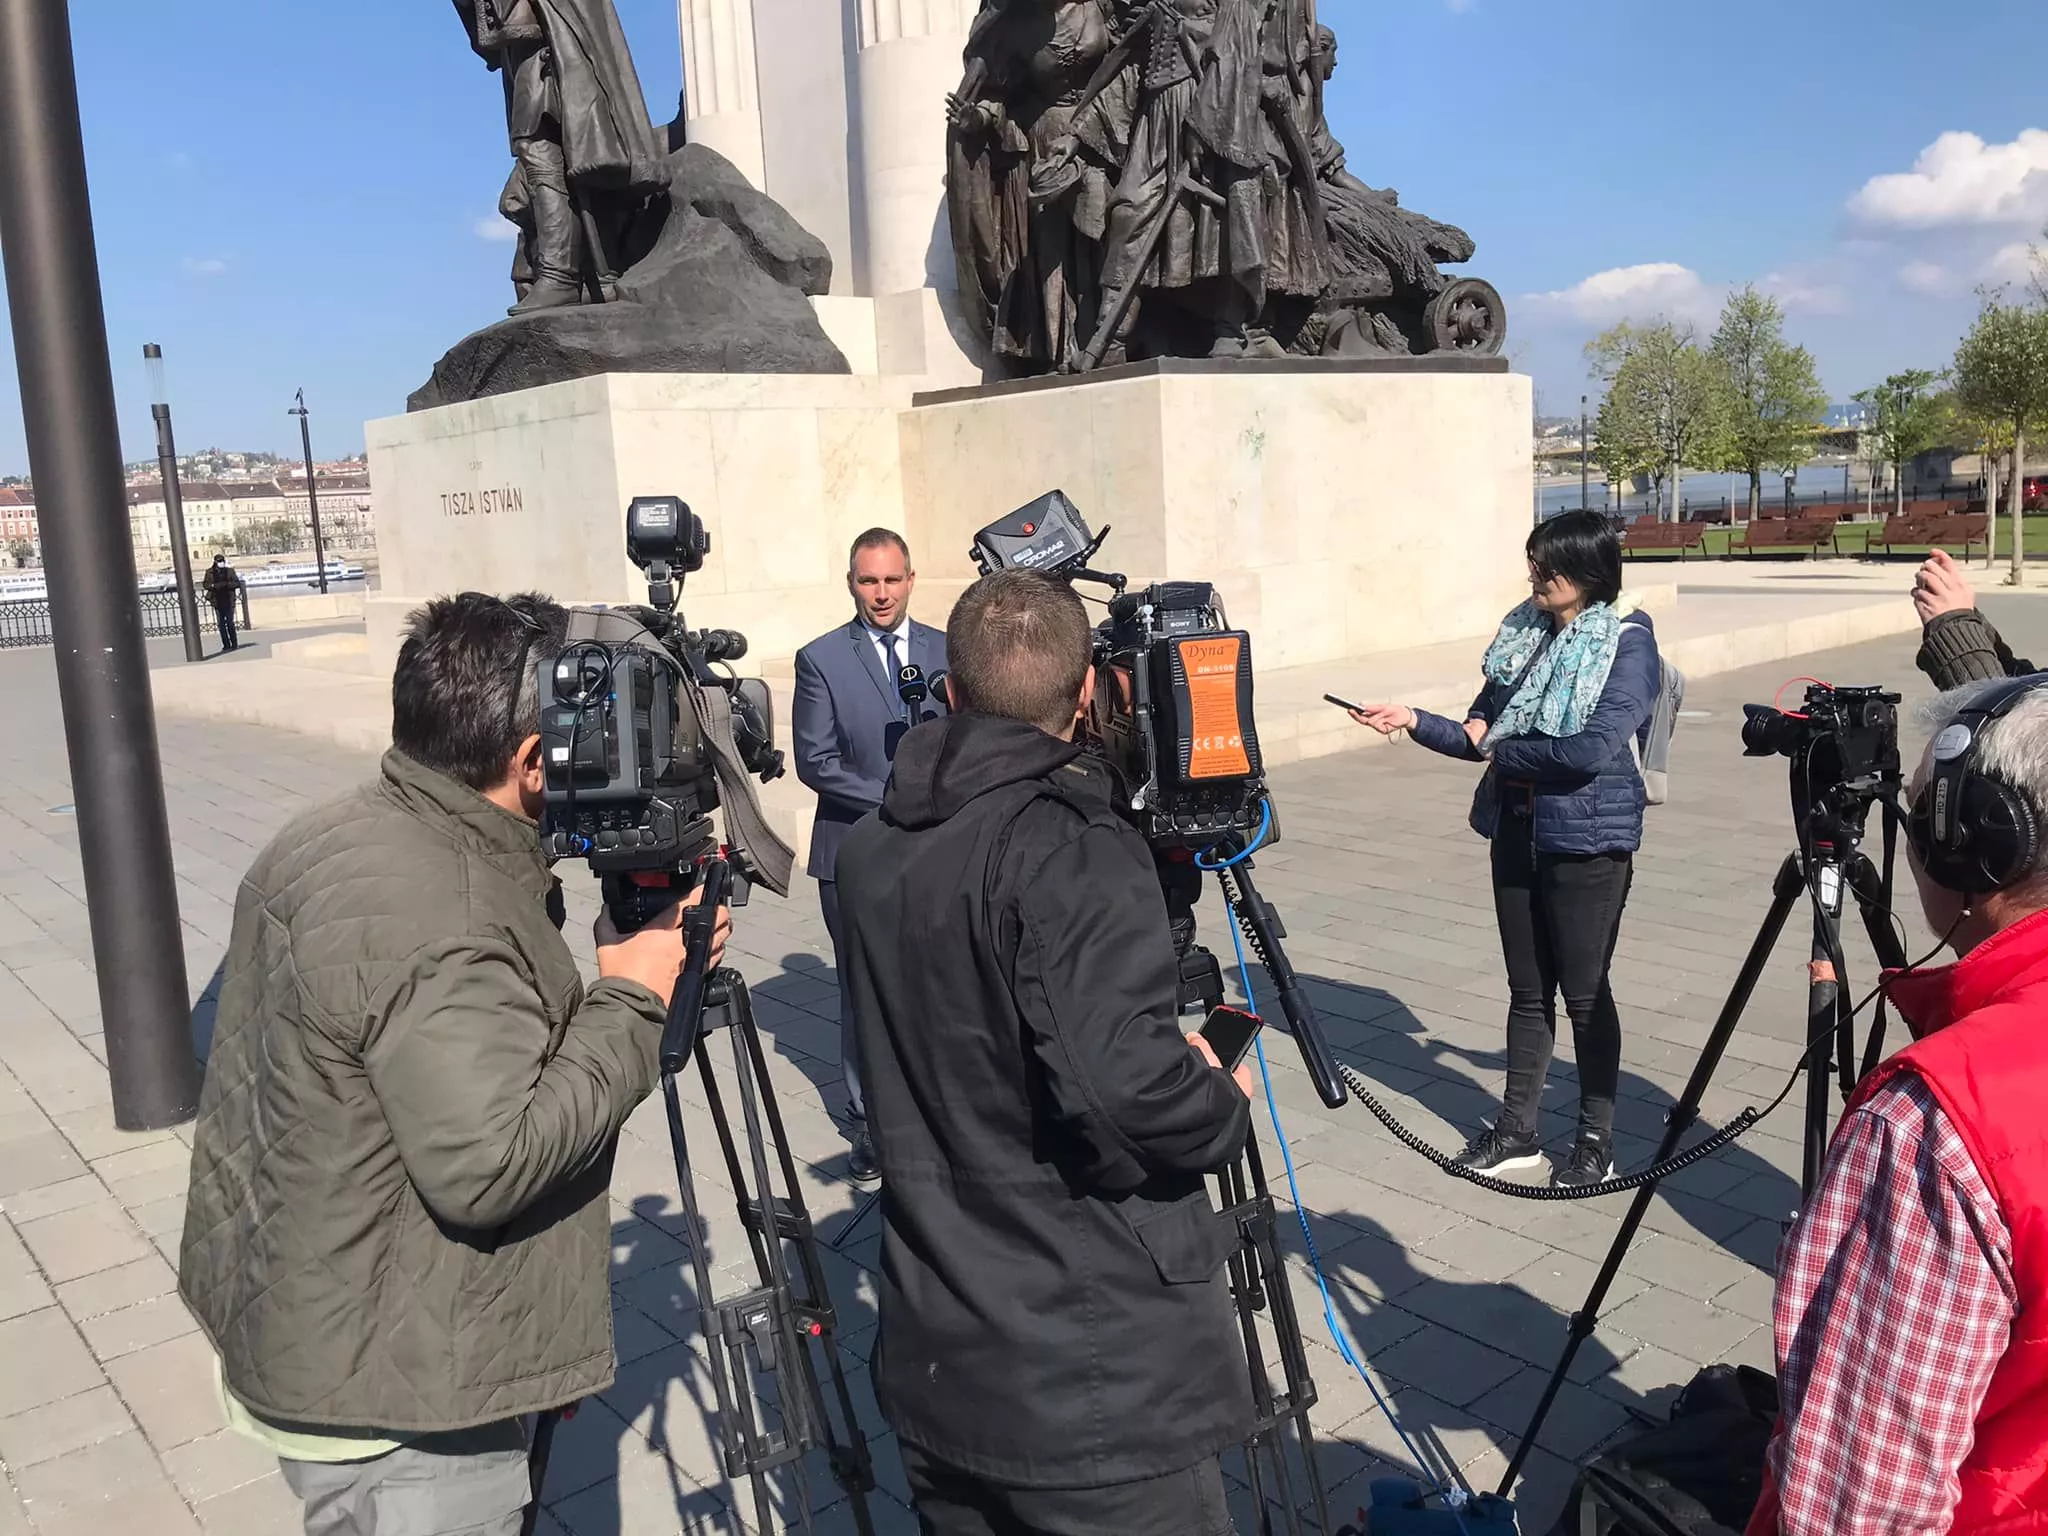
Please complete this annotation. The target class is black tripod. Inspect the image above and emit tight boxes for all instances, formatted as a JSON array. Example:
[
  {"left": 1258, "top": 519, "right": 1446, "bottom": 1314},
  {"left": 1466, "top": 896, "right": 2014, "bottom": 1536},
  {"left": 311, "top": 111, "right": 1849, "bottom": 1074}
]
[
  {"left": 532, "top": 859, "right": 878, "bottom": 1534},
  {"left": 1498, "top": 773, "right": 1912, "bottom": 1494}
]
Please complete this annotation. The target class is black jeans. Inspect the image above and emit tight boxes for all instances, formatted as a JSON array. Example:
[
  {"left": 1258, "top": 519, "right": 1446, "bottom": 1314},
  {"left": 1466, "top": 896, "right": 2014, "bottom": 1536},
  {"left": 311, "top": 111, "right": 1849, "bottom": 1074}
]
[
  {"left": 899, "top": 1446, "right": 1233, "bottom": 1536},
  {"left": 818, "top": 877, "right": 862, "bottom": 1121},
  {"left": 213, "top": 602, "right": 237, "bottom": 650},
  {"left": 1490, "top": 813, "right": 1632, "bottom": 1140}
]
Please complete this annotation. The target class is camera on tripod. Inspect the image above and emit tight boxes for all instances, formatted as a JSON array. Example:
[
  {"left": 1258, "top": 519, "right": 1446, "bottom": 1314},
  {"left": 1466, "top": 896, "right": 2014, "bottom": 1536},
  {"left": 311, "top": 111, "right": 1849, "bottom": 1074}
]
[
  {"left": 970, "top": 490, "right": 1266, "bottom": 849},
  {"left": 1742, "top": 682, "right": 1901, "bottom": 790},
  {"left": 538, "top": 495, "right": 795, "bottom": 930},
  {"left": 968, "top": 490, "right": 1346, "bottom": 1109}
]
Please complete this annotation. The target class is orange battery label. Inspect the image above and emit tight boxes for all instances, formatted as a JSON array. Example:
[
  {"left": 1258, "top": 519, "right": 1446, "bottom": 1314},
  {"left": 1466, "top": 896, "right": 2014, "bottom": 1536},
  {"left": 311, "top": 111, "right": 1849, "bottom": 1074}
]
[{"left": 1179, "top": 636, "right": 1251, "bottom": 779}]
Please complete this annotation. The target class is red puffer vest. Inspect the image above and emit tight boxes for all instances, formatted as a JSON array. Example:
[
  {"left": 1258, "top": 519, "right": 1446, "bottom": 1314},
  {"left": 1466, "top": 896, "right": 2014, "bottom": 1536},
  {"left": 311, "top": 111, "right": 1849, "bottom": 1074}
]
[{"left": 1749, "top": 908, "right": 2048, "bottom": 1535}]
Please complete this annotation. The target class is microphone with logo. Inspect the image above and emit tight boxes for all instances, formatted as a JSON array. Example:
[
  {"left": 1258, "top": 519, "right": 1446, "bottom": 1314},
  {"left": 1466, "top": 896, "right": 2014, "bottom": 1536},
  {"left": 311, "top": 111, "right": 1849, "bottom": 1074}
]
[{"left": 897, "top": 664, "right": 929, "bottom": 727}]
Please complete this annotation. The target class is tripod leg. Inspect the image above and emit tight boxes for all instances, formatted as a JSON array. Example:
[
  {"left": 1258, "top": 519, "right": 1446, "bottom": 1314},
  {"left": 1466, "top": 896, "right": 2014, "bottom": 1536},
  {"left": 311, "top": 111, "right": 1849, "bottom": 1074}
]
[
  {"left": 1802, "top": 860, "right": 1847, "bottom": 1198},
  {"left": 1497, "top": 853, "right": 1805, "bottom": 1497},
  {"left": 1848, "top": 852, "right": 1913, "bottom": 1083}
]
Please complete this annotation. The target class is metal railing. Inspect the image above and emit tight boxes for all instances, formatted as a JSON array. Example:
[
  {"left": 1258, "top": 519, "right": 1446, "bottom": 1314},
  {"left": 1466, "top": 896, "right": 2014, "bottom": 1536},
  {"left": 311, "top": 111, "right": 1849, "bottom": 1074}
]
[{"left": 0, "top": 589, "right": 228, "bottom": 650}]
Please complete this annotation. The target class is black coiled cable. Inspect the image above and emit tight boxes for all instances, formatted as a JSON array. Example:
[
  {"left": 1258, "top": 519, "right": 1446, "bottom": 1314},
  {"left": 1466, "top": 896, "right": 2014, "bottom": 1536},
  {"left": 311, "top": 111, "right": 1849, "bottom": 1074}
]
[{"left": 1334, "top": 1062, "right": 1766, "bottom": 1200}]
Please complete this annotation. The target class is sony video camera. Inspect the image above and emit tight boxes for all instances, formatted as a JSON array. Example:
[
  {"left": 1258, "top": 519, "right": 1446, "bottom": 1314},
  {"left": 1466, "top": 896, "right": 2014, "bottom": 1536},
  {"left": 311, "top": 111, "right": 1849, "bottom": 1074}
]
[
  {"left": 969, "top": 490, "right": 1268, "bottom": 850},
  {"left": 539, "top": 496, "right": 795, "bottom": 930}
]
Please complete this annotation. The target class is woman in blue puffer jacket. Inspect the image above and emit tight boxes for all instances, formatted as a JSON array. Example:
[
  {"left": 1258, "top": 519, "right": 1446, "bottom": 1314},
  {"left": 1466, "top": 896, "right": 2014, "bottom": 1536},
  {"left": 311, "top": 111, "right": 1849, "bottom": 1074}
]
[{"left": 1350, "top": 510, "right": 1661, "bottom": 1188}]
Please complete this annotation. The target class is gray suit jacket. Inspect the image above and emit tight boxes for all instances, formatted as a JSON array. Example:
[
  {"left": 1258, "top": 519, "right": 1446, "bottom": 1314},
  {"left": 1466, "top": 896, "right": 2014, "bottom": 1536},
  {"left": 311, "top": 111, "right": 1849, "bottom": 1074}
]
[{"left": 792, "top": 617, "right": 949, "bottom": 881}]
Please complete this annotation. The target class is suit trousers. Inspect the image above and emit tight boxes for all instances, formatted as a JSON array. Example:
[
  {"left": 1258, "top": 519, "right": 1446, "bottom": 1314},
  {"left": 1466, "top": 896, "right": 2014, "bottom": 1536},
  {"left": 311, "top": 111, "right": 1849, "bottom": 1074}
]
[
  {"left": 818, "top": 877, "right": 863, "bottom": 1121},
  {"left": 898, "top": 1446, "right": 1233, "bottom": 1536},
  {"left": 279, "top": 1419, "right": 529, "bottom": 1536}
]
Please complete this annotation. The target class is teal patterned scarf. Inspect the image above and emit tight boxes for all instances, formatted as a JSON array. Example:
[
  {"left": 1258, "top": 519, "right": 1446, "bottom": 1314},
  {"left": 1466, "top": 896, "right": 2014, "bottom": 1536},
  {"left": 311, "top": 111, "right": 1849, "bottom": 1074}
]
[{"left": 1479, "top": 599, "right": 1622, "bottom": 751}]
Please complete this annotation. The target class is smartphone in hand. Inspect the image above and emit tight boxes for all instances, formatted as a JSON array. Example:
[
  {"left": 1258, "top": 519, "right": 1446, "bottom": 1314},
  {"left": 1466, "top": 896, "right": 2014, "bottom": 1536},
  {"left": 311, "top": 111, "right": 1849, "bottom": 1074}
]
[
  {"left": 1323, "top": 692, "right": 1363, "bottom": 713},
  {"left": 1198, "top": 1005, "right": 1265, "bottom": 1071}
]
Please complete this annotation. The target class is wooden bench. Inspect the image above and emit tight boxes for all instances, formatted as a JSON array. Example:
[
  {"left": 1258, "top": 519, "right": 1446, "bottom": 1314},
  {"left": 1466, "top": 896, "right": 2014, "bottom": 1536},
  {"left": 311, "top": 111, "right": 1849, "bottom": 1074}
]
[
  {"left": 1621, "top": 522, "right": 1707, "bottom": 559},
  {"left": 1867, "top": 512, "right": 1990, "bottom": 559},
  {"left": 1739, "top": 517, "right": 1837, "bottom": 558}
]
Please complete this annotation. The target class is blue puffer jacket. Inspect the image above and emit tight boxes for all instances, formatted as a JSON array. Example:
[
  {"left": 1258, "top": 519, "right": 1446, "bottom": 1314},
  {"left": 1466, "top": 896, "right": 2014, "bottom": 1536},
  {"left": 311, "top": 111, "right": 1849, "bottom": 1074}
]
[{"left": 1409, "top": 608, "right": 1661, "bottom": 856}]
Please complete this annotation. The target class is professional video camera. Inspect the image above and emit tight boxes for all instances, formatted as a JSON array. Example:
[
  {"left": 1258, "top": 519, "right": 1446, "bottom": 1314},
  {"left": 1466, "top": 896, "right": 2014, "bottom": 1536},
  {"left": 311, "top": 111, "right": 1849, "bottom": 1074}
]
[
  {"left": 1742, "top": 682, "right": 1902, "bottom": 805},
  {"left": 971, "top": 490, "right": 1265, "bottom": 848},
  {"left": 968, "top": 491, "right": 1343, "bottom": 1111},
  {"left": 537, "top": 495, "right": 796, "bottom": 930}
]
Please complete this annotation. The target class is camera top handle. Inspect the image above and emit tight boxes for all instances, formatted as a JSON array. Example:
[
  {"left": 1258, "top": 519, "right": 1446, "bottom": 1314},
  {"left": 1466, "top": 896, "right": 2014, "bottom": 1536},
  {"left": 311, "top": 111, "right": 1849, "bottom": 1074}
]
[{"left": 659, "top": 857, "right": 732, "bottom": 1075}]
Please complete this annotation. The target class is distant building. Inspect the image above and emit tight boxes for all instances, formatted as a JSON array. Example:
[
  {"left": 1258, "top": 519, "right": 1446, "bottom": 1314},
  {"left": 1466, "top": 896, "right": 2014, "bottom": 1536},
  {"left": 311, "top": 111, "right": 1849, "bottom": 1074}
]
[
  {"left": 0, "top": 489, "right": 37, "bottom": 560},
  {"left": 126, "top": 474, "right": 377, "bottom": 567}
]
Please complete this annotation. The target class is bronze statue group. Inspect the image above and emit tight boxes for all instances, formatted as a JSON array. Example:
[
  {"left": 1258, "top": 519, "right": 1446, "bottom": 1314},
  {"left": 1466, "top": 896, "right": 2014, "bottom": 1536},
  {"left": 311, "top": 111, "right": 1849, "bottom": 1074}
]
[{"left": 946, "top": 0, "right": 1503, "bottom": 375}]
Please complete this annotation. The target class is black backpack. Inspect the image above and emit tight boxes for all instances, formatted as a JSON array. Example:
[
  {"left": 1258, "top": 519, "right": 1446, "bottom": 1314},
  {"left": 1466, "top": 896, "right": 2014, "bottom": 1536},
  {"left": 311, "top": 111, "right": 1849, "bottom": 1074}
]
[{"left": 1547, "top": 1366, "right": 1776, "bottom": 1536}]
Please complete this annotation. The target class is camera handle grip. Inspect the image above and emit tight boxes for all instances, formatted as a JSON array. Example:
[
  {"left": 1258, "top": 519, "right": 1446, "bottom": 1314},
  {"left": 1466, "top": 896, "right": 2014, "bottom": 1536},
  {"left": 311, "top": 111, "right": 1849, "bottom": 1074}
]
[{"left": 659, "top": 857, "right": 732, "bottom": 1074}]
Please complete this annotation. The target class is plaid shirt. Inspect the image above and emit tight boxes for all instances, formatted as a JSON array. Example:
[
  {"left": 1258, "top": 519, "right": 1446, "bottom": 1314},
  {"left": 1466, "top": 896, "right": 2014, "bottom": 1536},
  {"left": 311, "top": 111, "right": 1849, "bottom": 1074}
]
[{"left": 1768, "top": 1075, "right": 2017, "bottom": 1536}]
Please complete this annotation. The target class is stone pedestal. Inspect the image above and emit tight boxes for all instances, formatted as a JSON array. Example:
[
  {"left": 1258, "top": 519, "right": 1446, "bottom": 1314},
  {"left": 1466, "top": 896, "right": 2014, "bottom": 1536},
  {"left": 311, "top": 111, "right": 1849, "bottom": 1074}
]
[
  {"left": 366, "top": 358, "right": 1530, "bottom": 682},
  {"left": 900, "top": 359, "right": 1532, "bottom": 670}
]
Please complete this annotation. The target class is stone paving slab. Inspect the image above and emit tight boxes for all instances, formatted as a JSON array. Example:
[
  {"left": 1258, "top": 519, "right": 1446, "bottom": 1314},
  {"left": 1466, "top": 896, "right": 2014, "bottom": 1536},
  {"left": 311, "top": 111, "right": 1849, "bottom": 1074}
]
[{"left": 1, "top": 599, "right": 2041, "bottom": 1535}]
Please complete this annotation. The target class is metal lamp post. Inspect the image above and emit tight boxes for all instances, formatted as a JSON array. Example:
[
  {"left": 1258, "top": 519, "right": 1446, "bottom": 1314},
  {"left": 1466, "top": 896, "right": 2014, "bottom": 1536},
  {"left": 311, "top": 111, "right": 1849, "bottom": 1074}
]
[
  {"left": 143, "top": 345, "right": 204, "bottom": 662},
  {"left": 1579, "top": 395, "right": 1590, "bottom": 514},
  {"left": 288, "top": 390, "right": 329, "bottom": 595},
  {"left": 0, "top": 0, "right": 201, "bottom": 1128}
]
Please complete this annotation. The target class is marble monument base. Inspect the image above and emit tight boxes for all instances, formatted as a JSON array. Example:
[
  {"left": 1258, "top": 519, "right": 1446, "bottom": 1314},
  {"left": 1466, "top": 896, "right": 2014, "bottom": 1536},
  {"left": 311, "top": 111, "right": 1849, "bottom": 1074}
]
[{"left": 365, "top": 358, "right": 1532, "bottom": 683}]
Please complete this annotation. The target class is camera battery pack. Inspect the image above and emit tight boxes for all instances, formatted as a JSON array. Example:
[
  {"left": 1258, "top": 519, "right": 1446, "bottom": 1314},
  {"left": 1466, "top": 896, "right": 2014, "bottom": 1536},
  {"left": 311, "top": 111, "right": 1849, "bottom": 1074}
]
[{"left": 1160, "top": 630, "right": 1261, "bottom": 785}]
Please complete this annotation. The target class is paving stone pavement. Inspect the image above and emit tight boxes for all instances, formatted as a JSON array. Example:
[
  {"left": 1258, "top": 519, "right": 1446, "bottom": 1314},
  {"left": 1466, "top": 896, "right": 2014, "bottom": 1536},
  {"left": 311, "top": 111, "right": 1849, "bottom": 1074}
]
[{"left": 4, "top": 596, "right": 2043, "bottom": 1536}]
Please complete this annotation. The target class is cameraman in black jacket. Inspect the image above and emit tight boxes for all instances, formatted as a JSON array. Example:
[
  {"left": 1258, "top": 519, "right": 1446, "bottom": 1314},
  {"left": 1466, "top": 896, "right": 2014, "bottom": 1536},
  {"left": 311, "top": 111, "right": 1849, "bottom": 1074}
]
[{"left": 837, "top": 568, "right": 1256, "bottom": 1536}]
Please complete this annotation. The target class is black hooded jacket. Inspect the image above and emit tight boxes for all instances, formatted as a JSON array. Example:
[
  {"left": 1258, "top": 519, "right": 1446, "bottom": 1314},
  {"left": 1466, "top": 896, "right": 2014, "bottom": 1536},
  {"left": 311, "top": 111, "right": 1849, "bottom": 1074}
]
[{"left": 837, "top": 711, "right": 1255, "bottom": 1487}]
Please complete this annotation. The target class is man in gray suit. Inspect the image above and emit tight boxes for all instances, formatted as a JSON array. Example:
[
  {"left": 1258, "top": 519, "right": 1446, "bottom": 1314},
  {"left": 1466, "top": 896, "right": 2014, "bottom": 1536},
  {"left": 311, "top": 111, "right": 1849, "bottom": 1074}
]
[{"left": 793, "top": 529, "right": 948, "bottom": 1183}]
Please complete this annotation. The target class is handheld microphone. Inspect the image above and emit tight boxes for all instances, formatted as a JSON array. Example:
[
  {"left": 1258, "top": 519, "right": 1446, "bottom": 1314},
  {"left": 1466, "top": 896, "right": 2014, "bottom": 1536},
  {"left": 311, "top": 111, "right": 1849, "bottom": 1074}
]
[{"left": 897, "top": 663, "right": 928, "bottom": 725}]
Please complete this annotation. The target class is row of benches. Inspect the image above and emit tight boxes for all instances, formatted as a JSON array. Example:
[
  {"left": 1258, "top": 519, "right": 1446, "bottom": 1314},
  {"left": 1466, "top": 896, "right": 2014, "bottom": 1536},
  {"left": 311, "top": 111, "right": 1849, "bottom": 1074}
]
[{"left": 1622, "top": 512, "right": 1990, "bottom": 561}]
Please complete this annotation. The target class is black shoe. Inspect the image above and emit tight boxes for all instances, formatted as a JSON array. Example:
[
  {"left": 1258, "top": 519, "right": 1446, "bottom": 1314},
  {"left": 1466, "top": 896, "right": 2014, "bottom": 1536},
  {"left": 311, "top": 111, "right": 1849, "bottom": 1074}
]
[
  {"left": 1452, "top": 1124, "right": 1545, "bottom": 1176},
  {"left": 1552, "top": 1133, "right": 1616, "bottom": 1189},
  {"left": 848, "top": 1126, "right": 880, "bottom": 1186}
]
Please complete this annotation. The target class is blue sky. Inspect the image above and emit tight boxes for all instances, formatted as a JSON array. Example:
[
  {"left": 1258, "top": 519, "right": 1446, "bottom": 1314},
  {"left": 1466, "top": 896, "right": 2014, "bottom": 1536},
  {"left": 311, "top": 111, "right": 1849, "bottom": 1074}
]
[{"left": 1, "top": 0, "right": 2044, "bottom": 473}]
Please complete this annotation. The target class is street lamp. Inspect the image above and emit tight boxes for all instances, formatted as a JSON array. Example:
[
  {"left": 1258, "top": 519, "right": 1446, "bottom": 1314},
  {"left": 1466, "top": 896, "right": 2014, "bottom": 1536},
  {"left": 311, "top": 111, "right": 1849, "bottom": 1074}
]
[
  {"left": 0, "top": 0, "right": 201, "bottom": 1128},
  {"left": 287, "top": 389, "right": 329, "bottom": 595},
  {"left": 143, "top": 344, "right": 204, "bottom": 662},
  {"left": 1579, "top": 395, "right": 1590, "bottom": 514}
]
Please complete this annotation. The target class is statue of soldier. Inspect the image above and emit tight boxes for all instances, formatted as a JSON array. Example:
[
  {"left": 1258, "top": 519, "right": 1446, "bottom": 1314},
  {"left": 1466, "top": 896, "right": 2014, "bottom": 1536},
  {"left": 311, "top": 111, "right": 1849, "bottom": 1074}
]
[{"left": 453, "top": 0, "right": 669, "bottom": 315}]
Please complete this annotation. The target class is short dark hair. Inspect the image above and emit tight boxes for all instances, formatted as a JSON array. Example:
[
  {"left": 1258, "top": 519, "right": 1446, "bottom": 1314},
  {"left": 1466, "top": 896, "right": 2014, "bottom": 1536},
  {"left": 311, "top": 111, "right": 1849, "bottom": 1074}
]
[
  {"left": 849, "top": 528, "right": 911, "bottom": 568},
  {"left": 391, "top": 592, "right": 569, "bottom": 790},
  {"left": 1527, "top": 510, "right": 1622, "bottom": 607},
  {"left": 946, "top": 569, "right": 1091, "bottom": 732}
]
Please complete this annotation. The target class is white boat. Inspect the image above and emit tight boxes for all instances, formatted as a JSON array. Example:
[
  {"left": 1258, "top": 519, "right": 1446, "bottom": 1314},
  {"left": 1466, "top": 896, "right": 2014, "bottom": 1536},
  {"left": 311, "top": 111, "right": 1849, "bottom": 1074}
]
[{"left": 0, "top": 557, "right": 366, "bottom": 608}]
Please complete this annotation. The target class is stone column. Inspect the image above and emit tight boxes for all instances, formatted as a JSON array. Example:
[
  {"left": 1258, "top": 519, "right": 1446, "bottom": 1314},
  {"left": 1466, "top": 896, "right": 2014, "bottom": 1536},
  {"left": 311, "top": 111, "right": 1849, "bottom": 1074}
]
[
  {"left": 852, "top": 0, "right": 971, "bottom": 297},
  {"left": 680, "top": 0, "right": 769, "bottom": 188}
]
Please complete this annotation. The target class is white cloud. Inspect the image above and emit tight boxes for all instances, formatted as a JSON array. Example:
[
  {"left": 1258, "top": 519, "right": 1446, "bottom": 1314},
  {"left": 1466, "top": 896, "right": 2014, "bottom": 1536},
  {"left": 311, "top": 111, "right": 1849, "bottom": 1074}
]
[
  {"left": 180, "top": 256, "right": 228, "bottom": 277},
  {"left": 1521, "top": 262, "right": 1719, "bottom": 326},
  {"left": 474, "top": 215, "right": 519, "bottom": 243},
  {"left": 1760, "top": 267, "right": 1851, "bottom": 316},
  {"left": 1847, "top": 129, "right": 2048, "bottom": 230},
  {"left": 1896, "top": 259, "right": 1952, "bottom": 296},
  {"left": 1985, "top": 241, "right": 2041, "bottom": 286}
]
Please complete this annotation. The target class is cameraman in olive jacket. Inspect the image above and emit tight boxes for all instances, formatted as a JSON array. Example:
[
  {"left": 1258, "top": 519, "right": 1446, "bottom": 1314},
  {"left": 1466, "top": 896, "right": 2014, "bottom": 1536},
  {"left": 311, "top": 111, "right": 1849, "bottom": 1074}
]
[
  {"left": 179, "top": 593, "right": 729, "bottom": 1536},
  {"left": 838, "top": 568, "right": 1256, "bottom": 1536}
]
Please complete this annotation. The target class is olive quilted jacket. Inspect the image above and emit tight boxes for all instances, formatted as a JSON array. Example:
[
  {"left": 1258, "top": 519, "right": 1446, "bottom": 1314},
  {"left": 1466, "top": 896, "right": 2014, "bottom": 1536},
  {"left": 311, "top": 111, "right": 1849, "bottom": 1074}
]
[{"left": 178, "top": 750, "right": 666, "bottom": 1432}]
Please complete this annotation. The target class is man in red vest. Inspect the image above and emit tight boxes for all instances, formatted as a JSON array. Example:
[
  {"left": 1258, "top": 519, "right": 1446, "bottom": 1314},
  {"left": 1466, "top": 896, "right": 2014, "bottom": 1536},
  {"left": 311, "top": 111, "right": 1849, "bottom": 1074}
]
[{"left": 1753, "top": 675, "right": 2048, "bottom": 1536}]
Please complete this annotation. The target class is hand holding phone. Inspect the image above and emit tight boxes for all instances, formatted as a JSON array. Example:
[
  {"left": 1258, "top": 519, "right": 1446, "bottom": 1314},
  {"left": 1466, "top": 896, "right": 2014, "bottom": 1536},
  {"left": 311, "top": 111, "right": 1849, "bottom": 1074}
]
[
  {"left": 1194, "top": 1004, "right": 1264, "bottom": 1070},
  {"left": 1323, "top": 692, "right": 1363, "bottom": 713}
]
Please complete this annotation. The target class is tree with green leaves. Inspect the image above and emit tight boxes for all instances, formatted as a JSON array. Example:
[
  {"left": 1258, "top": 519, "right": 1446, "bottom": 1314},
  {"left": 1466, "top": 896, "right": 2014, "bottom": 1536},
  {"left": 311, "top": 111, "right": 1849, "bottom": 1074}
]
[
  {"left": 1586, "top": 321, "right": 1732, "bottom": 521},
  {"left": 1953, "top": 298, "right": 2048, "bottom": 586},
  {"left": 1851, "top": 370, "right": 1946, "bottom": 519},
  {"left": 7, "top": 541, "right": 34, "bottom": 569},
  {"left": 1707, "top": 287, "right": 1828, "bottom": 522},
  {"left": 1938, "top": 387, "right": 2018, "bottom": 571}
]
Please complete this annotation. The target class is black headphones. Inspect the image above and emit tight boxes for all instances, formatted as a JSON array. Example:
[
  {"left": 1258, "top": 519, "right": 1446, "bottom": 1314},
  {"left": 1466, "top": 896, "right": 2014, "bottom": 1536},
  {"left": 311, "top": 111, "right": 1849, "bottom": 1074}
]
[{"left": 1908, "top": 674, "right": 2048, "bottom": 895}]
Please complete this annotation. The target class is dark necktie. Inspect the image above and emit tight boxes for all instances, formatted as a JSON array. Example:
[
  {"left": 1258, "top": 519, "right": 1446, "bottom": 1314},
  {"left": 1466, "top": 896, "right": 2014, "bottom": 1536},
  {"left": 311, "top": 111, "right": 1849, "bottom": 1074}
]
[{"left": 881, "top": 630, "right": 901, "bottom": 683}]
